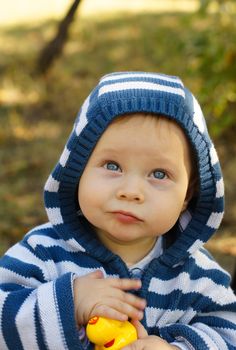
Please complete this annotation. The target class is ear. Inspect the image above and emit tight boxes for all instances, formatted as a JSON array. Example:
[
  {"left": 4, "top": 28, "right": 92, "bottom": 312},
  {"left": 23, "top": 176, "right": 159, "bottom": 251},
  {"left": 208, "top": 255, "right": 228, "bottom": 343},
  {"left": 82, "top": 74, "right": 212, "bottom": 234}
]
[
  {"left": 181, "top": 178, "right": 198, "bottom": 212},
  {"left": 181, "top": 198, "right": 189, "bottom": 213}
]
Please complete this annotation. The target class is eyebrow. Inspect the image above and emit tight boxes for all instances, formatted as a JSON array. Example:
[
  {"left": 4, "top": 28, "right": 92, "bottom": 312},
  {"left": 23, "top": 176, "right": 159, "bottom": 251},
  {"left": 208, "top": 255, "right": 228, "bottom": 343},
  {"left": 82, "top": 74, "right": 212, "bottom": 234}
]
[
  {"left": 97, "top": 147, "right": 118, "bottom": 153},
  {"left": 97, "top": 147, "right": 180, "bottom": 168}
]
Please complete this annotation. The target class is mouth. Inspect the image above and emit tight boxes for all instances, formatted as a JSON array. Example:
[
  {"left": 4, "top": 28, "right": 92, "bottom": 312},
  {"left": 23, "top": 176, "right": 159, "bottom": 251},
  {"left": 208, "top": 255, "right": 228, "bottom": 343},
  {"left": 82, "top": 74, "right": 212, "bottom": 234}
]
[
  {"left": 112, "top": 210, "right": 142, "bottom": 224},
  {"left": 104, "top": 339, "right": 115, "bottom": 348}
]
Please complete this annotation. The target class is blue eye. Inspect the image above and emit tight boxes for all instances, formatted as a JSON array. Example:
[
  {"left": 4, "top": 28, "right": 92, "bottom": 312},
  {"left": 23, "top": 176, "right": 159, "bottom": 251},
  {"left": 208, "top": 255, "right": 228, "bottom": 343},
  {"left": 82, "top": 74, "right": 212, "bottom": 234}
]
[
  {"left": 105, "top": 162, "right": 120, "bottom": 172},
  {"left": 152, "top": 170, "right": 166, "bottom": 179}
]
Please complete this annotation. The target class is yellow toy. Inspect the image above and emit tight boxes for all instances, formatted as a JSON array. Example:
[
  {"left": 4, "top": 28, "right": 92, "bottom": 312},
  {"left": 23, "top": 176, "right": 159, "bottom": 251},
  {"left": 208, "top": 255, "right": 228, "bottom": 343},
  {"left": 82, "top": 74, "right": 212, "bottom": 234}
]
[{"left": 86, "top": 316, "right": 137, "bottom": 350}]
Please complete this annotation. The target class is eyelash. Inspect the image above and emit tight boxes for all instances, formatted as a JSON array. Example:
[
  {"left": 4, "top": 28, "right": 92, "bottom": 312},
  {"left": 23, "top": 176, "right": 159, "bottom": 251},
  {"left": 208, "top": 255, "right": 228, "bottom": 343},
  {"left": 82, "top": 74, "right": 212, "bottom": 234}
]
[{"left": 103, "top": 161, "right": 168, "bottom": 180}]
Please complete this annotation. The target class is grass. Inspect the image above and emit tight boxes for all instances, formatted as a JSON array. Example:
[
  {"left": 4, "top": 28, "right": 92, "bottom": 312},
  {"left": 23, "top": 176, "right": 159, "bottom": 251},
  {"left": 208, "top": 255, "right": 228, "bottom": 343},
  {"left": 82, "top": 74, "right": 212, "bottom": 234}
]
[{"left": 0, "top": 8, "right": 235, "bottom": 273}]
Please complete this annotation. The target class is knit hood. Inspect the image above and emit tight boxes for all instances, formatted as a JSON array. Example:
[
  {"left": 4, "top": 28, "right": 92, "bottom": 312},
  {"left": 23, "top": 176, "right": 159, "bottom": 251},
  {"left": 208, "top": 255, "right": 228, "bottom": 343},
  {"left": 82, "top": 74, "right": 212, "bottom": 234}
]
[{"left": 44, "top": 71, "right": 224, "bottom": 267}]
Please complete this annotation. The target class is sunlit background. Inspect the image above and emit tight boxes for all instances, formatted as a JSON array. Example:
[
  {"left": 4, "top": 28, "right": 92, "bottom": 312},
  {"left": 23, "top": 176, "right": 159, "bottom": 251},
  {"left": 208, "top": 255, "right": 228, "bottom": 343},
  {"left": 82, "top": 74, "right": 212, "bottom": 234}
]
[{"left": 1, "top": 0, "right": 199, "bottom": 25}]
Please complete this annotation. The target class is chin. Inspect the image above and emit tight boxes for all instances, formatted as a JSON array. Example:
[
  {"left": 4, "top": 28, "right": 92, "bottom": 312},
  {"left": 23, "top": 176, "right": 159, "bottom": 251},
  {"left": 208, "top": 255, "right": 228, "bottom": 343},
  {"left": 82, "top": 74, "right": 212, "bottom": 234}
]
[{"left": 102, "top": 229, "right": 139, "bottom": 243}]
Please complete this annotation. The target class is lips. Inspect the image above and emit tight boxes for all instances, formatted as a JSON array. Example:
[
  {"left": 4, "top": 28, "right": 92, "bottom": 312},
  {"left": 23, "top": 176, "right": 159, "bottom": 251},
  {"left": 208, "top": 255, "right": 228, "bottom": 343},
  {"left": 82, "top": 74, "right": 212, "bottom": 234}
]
[{"left": 112, "top": 210, "right": 142, "bottom": 223}]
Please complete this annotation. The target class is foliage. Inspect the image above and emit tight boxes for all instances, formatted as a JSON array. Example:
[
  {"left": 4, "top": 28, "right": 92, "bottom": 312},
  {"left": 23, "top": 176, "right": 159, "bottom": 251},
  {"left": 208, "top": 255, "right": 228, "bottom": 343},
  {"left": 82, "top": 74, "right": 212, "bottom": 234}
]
[{"left": 0, "top": 8, "right": 235, "bottom": 255}]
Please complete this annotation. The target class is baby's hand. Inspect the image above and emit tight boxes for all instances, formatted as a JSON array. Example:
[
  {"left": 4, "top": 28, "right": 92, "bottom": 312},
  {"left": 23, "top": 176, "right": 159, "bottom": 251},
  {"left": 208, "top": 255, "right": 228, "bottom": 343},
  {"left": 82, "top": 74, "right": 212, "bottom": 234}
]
[
  {"left": 73, "top": 270, "right": 146, "bottom": 325},
  {"left": 122, "top": 320, "right": 180, "bottom": 350},
  {"left": 123, "top": 338, "right": 180, "bottom": 350}
]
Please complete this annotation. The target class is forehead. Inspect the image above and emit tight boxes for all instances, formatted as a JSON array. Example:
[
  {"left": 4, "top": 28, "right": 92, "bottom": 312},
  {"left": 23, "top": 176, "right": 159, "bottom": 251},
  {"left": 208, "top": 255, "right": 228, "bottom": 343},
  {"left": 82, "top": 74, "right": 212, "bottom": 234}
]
[
  {"left": 87, "top": 114, "right": 193, "bottom": 178},
  {"left": 94, "top": 113, "right": 190, "bottom": 153}
]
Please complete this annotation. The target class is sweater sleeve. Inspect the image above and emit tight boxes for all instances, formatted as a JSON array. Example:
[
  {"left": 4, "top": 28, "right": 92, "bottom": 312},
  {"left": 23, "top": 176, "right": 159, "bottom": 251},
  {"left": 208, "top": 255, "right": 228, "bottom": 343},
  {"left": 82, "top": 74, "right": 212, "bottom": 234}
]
[
  {"left": 0, "top": 240, "right": 83, "bottom": 350},
  {"left": 147, "top": 250, "right": 236, "bottom": 350},
  {"left": 157, "top": 281, "right": 236, "bottom": 349},
  {"left": 159, "top": 312, "right": 236, "bottom": 350}
]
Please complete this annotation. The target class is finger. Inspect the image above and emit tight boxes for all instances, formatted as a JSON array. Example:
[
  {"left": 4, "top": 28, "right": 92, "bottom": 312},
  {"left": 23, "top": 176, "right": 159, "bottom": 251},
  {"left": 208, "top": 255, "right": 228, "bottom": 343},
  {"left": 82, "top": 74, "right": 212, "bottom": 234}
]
[
  {"left": 122, "top": 292, "right": 146, "bottom": 310},
  {"left": 94, "top": 299, "right": 144, "bottom": 321},
  {"left": 130, "top": 320, "right": 148, "bottom": 339},
  {"left": 104, "top": 287, "right": 146, "bottom": 311},
  {"left": 122, "top": 340, "right": 139, "bottom": 350},
  {"left": 84, "top": 270, "right": 104, "bottom": 279},
  {"left": 122, "top": 339, "right": 148, "bottom": 350},
  {"left": 90, "top": 304, "right": 129, "bottom": 322},
  {"left": 107, "top": 278, "right": 142, "bottom": 291}
]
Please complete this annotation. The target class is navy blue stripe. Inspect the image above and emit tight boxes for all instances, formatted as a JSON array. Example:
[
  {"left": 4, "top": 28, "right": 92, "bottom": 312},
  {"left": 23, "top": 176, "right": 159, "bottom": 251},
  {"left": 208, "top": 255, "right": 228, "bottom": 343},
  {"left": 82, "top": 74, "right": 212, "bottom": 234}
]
[
  {"left": 159, "top": 324, "right": 208, "bottom": 349},
  {"left": 147, "top": 290, "right": 230, "bottom": 312},
  {"left": 44, "top": 191, "right": 60, "bottom": 207},
  {"left": 54, "top": 273, "right": 81, "bottom": 349},
  {"left": 34, "top": 303, "right": 48, "bottom": 350},
  {"left": 51, "top": 163, "right": 64, "bottom": 181},
  {"left": 194, "top": 315, "right": 236, "bottom": 329},
  {"left": 45, "top": 246, "right": 101, "bottom": 267},
  {"left": 2, "top": 289, "right": 33, "bottom": 350},
  {"left": 0, "top": 256, "right": 46, "bottom": 282},
  {"left": 186, "top": 259, "right": 230, "bottom": 286},
  {"left": 0, "top": 283, "right": 26, "bottom": 292}
]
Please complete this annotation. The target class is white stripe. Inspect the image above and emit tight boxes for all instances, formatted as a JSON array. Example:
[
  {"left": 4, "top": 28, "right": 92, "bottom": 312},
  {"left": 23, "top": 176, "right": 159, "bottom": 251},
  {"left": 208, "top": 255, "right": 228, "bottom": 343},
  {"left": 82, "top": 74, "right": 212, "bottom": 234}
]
[
  {"left": 178, "top": 307, "right": 197, "bottom": 324},
  {"left": 187, "top": 239, "right": 204, "bottom": 255},
  {"left": 98, "top": 81, "right": 185, "bottom": 98},
  {"left": 24, "top": 222, "right": 53, "bottom": 239},
  {"left": 5, "top": 243, "right": 57, "bottom": 282},
  {"left": 148, "top": 272, "right": 236, "bottom": 306},
  {"left": 213, "top": 327, "right": 236, "bottom": 346},
  {"left": 206, "top": 212, "right": 224, "bottom": 229},
  {"left": 16, "top": 290, "right": 40, "bottom": 350},
  {"left": 101, "top": 73, "right": 183, "bottom": 86},
  {"left": 179, "top": 210, "right": 192, "bottom": 231},
  {"left": 210, "top": 144, "right": 219, "bottom": 166},
  {"left": 193, "top": 95, "right": 205, "bottom": 133},
  {"left": 171, "top": 341, "right": 190, "bottom": 350},
  {"left": 146, "top": 307, "right": 196, "bottom": 328},
  {"left": 46, "top": 207, "right": 63, "bottom": 225},
  {"left": 75, "top": 95, "right": 90, "bottom": 136},
  {"left": 191, "top": 324, "right": 222, "bottom": 349},
  {"left": 25, "top": 223, "right": 53, "bottom": 236},
  {"left": 27, "top": 235, "right": 85, "bottom": 253},
  {"left": 44, "top": 175, "right": 60, "bottom": 193},
  {"left": 0, "top": 267, "right": 41, "bottom": 288},
  {"left": 37, "top": 282, "right": 68, "bottom": 350},
  {"left": 55, "top": 263, "right": 107, "bottom": 277},
  {"left": 56, "top": 262, "right": 96, "bottom": 276},
  {"left": 193, "top": 322, "right": 229, "bottom": 350},
  {"left": 59, "top": 146, "right": 71, "bottom": 167},
  {"left": 0, "top": 290, "right": 9, "bottom": 350},
  {"left": 216, "top": 178, "right": 224, "bottom": 198},
  {"left": 192, "top": 250, "right": 230, "bottom": 276},
  {"left": 54, "top": 263, "right": 117, "bottom": 279},
  {"left": 146, "top": 307, "right": 187, "bottom": 328}
]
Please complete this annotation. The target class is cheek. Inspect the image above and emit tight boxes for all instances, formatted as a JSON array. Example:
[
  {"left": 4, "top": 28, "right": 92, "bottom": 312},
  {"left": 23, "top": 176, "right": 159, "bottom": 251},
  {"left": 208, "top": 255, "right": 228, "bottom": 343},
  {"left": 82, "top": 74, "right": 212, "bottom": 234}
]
[
  {"left": 78, "top": 174, "right": 106, "bottom": 217},
  {"left": 78, "top": 187, "right": 98, "bottom": 225},
  {"left": 150, "top": 188, "right": 188, "bottom": 226}
]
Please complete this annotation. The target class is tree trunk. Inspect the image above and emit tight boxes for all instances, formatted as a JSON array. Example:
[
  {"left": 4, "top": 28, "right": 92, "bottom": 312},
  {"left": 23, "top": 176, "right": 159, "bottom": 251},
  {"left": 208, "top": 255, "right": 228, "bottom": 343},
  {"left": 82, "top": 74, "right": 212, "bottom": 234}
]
[
  {"left": 37, "top": 0, "right": 82, "bottom": 75},
  {"left": 198, "top": 0, "right": 211, "bottom": 14}
]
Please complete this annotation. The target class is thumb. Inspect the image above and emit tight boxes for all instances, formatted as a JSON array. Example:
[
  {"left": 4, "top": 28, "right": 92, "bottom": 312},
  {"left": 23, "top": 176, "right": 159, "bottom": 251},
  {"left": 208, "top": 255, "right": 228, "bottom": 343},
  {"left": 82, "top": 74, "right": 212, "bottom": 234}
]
[
  {"left": 131, "top": 319, "right": 148, "bottom": 339},
  {"left": 85, "top": 269, "right": 104, "bottom": 279}
]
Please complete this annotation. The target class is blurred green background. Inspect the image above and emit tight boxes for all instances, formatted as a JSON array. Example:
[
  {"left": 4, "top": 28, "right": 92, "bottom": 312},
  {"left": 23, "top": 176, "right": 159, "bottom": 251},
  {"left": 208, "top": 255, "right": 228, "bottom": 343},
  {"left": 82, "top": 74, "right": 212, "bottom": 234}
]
[{"left": 0, "top": 0, "right": 235, "bottom": 273}]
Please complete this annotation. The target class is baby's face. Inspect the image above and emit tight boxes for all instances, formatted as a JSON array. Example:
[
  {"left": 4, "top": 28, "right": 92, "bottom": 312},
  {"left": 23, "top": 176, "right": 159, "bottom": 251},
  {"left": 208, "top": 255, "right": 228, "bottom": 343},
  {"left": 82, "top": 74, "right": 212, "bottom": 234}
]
[{"left": 78, "top": 114, "right": 192, "bottom": 254}]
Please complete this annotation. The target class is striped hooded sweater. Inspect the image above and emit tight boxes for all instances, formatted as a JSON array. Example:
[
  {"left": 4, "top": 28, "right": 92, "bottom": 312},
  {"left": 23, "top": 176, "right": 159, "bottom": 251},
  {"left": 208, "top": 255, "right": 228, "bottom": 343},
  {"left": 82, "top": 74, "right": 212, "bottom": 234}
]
[{"left": 1, "top": 72, "right": 236, "bottom": 350}]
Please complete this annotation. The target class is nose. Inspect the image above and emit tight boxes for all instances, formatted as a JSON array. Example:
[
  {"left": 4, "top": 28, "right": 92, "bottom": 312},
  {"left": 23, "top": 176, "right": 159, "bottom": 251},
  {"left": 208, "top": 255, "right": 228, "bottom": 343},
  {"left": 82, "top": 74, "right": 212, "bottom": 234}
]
[{"left": 116, "top": 177, "right": 144, "bottom": 203}]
